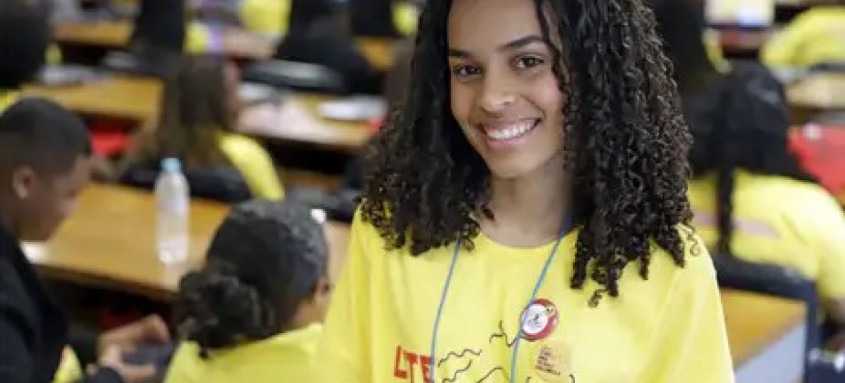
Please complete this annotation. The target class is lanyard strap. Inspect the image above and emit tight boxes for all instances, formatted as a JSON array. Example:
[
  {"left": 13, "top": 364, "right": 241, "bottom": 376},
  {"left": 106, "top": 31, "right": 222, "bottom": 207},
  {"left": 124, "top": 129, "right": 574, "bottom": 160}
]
[{"left": 429, "top": 222, "right": 571, "bottom": 383}]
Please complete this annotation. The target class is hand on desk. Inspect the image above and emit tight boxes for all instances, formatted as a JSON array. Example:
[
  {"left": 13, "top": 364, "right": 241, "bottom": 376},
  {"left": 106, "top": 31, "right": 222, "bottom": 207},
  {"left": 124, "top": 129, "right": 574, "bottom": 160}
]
[
  {"left": 97, "top": 315, "right": 171, "bottom": 355},
  {"left": 826, "top": 330, "right": 845, "bottom": 352},
  {"left": 96, "top": 346, "right": 157, "bottom": 383}
]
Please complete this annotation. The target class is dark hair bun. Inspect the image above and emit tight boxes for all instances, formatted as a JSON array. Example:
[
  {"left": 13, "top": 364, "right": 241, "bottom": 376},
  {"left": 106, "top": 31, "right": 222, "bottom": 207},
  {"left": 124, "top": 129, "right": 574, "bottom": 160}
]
[{"left": 174, "top": 262, "right": 275, "bottom": 357}]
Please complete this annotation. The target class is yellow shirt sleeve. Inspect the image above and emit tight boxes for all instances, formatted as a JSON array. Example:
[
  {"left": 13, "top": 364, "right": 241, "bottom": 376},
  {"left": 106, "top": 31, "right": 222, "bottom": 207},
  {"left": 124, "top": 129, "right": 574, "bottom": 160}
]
[
  {"left": 0, "top": 91, "right": 19, "bottom": 112},
  {"left": 186, "top": 21, "right": 212, "bottom": 54},
  {"left": 634, "top": 243, "right": 735, "bottom": 383},
  {"left": 52, "top": 347, "right": 83, "bottom": 383},
  {"left": 240, "top": 0, "right": 290, "bottom": 35},
  {"left": 761, "top": 9, "right": 845, "bottom": 67},
  {"left": 804, "top": 192, "right": 845, "bottom": 301},
  {"left": 218, "top": 134, "right": 285, "bottom": 200},
  {"left": 316, "top": 211, "right": 373, "bottom": 383},
  {"left": 393, "top": 1, "right": 419, "bottom": 37},
  {"left": 761, "top": 15, "right": 810, "bottom": 66}
]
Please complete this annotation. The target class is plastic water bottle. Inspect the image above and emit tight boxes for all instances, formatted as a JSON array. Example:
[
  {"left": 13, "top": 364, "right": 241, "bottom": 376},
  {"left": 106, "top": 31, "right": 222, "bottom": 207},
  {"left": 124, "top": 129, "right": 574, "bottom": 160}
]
[{"left": 155, "top": 158, "right": 190, "bottom": 265}]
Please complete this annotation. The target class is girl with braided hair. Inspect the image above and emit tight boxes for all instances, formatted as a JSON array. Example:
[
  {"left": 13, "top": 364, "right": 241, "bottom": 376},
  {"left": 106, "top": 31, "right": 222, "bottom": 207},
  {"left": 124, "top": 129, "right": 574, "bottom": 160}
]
[{"left": 318, "top": 0, "right": 733, "bottom": 381}]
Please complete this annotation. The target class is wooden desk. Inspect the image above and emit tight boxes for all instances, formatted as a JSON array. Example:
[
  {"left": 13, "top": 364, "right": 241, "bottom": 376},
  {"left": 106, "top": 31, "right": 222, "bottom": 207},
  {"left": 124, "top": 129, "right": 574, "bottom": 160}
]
[
  {"left": 55, "top": 20, "right": 398, "bottom": 70},
  {"left": 356, "top": 37, "right": 397, "bottom": 72},
  {"left": 54, "top": 20, "right": 131, "bottom": 48},
  {"left": 54, "top": 21, "right": 272, "bottom": 58},
  {"left": 24, "top": 184, "right": 351, "bottom": 301},
  {"left": 21, "top": 75, "right": 162, "bottom": 123},
  {"left": 722, "top": 289, "right": 807, "bottom": 383},
  {"left": 239, "top": 94, "right": 375, "bottom": 153},
  {"left": 22, "top": 74, "right": 374, "bottom": 152},
  {"left": 788, "top": 73, "right": 845, "bottom": 111},
  {"left": 788, "top": 73, "right": 845, "bottom": 125}
]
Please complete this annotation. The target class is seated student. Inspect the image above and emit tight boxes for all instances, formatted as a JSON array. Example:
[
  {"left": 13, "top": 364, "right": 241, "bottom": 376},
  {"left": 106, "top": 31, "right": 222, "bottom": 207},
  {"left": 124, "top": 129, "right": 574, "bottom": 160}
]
[
  {"left": 686, "top": 65, "right": 845, "bottom": 350},
  {"left": 348, "top": 0, "right": 419, "bottom": 37},
  {"left": 164, "top": 199, "right": 330, "bottom": 383},
  {"left": 274, "top": 0, "right": 382, "bottom": 94},
  {"left": 240, "top": 0, "right": 291, "bottom": 35},
  {"left": 762, "top": 1, "right": 845, "bottom": 68},
  {"left": 0, "top": 0, "right": 51, "bottom": 110},
  {"left": 122, "top": 56, "right": 284, "bottom": 200},
  {"left": 650, "top": 0, "right": 728, "bottom": 123},
  {"left": 0, "top": 98, "right": 172, "bottom": 383}
]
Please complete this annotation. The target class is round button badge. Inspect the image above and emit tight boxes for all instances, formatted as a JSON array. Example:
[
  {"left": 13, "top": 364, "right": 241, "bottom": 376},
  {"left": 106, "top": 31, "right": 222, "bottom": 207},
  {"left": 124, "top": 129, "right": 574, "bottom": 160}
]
[{"left": 520, "top": 298, "right": 559, "bottom": 341}]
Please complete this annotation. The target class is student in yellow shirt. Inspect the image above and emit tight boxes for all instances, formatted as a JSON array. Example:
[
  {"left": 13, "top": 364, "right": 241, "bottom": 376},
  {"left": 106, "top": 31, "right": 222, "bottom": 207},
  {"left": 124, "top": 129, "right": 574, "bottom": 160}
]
[
  {"left": 762, "top": 2, "right": 845, "bottom": 68},
  {"left": 123, "top": 56, "right": 284, "bottom": 200},
  {"left": 317, "top": 0, "right": 734, "bottom": 382},
  {"left": 686, "top": 61, "right": 845, "bottom": 350},
  {"left": 164, "top": 199, "right": 331, "bottom": 383}
]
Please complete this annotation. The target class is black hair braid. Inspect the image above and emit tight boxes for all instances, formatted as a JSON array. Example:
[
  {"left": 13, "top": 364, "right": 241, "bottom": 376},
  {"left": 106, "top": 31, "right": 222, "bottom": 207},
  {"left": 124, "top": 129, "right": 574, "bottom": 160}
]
[
  {"left": 704, "top": 62, "right": 818, "bottom": 256},
  {"left": 173, "top": 199, "right": 328, "bottom": 357},
  {"left": 362, "top": 0, "right": 694, "bottom": 299},
  {"left": 175, "top": 261, "right": 277, "bottom": 358},
  {"left": 715, "top": 160, "right": 735, "bottom": 255}
]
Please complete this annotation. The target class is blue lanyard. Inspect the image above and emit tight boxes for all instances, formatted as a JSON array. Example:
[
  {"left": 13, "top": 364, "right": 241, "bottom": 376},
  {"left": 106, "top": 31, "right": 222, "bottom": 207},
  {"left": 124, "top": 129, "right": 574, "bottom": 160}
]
[{"left": 429, "top": 222, "right": 571, "bottom": 383}]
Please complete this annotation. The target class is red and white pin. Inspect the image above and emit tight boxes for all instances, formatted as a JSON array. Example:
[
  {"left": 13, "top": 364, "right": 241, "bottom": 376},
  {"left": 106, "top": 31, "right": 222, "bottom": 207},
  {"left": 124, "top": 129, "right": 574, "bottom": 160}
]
[{"left": 520, "top": 299, "right": 559, "bottom": 341}]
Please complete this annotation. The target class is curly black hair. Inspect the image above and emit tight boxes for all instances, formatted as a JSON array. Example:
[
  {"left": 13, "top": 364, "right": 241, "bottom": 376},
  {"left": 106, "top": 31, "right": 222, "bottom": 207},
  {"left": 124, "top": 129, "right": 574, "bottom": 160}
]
[
  {"left": 361, "top": 0, "right": 694, "bottom": 299},
  {"left": 173, "top": 199, "right": 328, "bottom": 357}
]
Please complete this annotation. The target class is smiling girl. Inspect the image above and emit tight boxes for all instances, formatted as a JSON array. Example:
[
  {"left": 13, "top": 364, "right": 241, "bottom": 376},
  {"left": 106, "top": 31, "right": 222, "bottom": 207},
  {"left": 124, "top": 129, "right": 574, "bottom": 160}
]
[{"left": 317, "top": 0, "right": 734, "bottom": 382}]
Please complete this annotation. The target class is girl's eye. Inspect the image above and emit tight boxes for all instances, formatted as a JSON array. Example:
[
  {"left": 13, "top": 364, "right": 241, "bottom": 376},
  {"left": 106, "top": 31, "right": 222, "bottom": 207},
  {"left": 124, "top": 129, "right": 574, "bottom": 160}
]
[
  {"left": 452, "top": 64, "right": 481, "bottom": 78},
  {"left": 515, "top": 56, "right": 545, "bottom": 69}
]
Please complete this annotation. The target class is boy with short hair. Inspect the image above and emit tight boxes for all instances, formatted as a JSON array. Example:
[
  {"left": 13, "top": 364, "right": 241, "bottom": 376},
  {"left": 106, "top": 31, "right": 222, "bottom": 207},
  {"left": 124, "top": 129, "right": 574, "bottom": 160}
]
[{"left": 0, "top": 98, "right": 171, "bottom": 383}]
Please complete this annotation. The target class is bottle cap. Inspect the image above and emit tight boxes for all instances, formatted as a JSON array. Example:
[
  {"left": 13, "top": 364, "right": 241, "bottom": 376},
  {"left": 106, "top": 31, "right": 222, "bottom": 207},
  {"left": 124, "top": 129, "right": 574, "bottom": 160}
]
[{"left": 161, "top": 158, "right": 182, "bottom": 173}]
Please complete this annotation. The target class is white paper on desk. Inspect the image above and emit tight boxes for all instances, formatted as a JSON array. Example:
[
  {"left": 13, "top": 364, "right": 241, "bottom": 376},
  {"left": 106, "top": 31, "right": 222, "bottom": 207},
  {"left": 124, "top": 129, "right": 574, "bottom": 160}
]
[
  {"left": 239, "top": 100, "right": 335, "bottom": 140},
  {"left": 318, "top": 96, "right": 386, "bottom": 122}
]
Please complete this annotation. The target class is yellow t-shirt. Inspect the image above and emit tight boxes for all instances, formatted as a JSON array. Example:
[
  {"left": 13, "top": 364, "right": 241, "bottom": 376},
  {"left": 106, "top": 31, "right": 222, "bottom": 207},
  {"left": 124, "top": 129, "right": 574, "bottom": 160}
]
[
  {"left": 0, "top": 91, "right": 19, "bottom": 112},
  {"left": 688, "top": 170, "right": 845, "bottom": 302},
  {"left": 52, "top": 347, "right": 83, "bottom": 383},
  {"left": 164, "top": 324, "right": 322, "bottom": 383},
  {"left": 762, "top": 7, "right": 845, "bottom": 68},
  {"left": 217, "top": 133, "right": 284, "bottom": 200},
  {"left": 241, "top": 0, "right": 290, "bottom": 35},
  {"left": 317, "top": 212, "right": 734, "bottom": 383},
  {"left": 393, "top": 1, "right": 419, "bottom": 37},
  {"left": 186, "top": 0, "right": 290, "bottom": 54}
]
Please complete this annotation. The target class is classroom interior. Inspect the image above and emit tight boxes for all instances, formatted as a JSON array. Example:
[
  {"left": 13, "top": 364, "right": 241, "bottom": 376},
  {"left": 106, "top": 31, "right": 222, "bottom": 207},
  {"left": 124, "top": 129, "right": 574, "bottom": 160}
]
[{"left": 2, "top": 0, "right": 845, "bottom": 382}]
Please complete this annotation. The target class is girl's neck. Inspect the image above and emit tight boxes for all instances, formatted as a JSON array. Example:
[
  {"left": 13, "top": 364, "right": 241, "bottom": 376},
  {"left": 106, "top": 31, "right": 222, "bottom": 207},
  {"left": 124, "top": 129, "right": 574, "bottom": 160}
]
[{"left": 479, "top": 152, "right": 570, "bottom": 248}]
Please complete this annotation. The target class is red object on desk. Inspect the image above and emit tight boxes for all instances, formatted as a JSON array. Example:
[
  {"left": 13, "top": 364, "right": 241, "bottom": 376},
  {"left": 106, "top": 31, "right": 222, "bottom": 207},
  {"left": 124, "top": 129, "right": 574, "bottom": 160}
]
[
  {"left": 789, "top": 124, "right": 845, "bottom": 196},
  {"left": 89, "top": 120, "right": 130, "bottom": 157},
  {"left": 368, "top": 117, "right": 386, "bottom": 132}
]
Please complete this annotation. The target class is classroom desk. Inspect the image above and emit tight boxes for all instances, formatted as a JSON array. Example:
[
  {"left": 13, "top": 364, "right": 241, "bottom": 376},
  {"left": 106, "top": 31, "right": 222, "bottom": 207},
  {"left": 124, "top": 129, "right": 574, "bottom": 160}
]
[
  {"left": 723, "top": 289, "right": 807, "bottom": 383},
  {"left": 23, "top": 184, "right": 351, "bottom": 301},
  {"left": 22, "top": 74, "right": 374, "bottom": 151},
  {"left": 54, "top": 20, "right": 273, "bottom": 60},
  {"left": 238, "top": 94, "right": 376, "bottom": 153},
  {"left": 54, "top": 20, "right": 130, "bottom": 49},
  {"left": 788, "top": 73, "right": 845, "bottom": 117},
  {"left": 21, "top": 75, "right": 162, "bottom": 123},
  {"left": 356, "top": 37, "right": 397, "bottom": 72},
  {"left": 54, "top": 20, "right": 397, "bottom": 70}
]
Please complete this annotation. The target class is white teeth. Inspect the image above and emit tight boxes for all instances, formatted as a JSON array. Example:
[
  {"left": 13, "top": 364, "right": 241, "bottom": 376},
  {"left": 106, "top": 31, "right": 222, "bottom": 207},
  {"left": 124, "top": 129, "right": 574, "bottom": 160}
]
[{"left": 485, "top": 120, "right": 536, "bottom": 141}]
